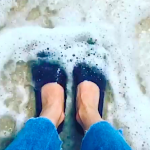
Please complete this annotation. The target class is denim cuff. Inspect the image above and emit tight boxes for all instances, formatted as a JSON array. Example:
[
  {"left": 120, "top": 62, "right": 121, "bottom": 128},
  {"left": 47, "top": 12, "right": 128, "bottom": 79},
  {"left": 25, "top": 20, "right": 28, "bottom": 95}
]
[
  {"left": 81, "top": 121, "right": 131, "bottom": 150},
  {"left": 6, "top": 117, "right": 62, "bottom": 150}
]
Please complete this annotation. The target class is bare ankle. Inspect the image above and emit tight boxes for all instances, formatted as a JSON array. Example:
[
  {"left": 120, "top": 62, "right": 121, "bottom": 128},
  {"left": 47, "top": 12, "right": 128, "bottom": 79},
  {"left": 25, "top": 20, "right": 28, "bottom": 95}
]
[
  {"left": 76, "top": 106, "right": 103, "bottom": 130},
  {"left": 40, "top": 83, "right": 65, "bottom": 128},
  {"left": 76, "top": 81, "right": 103, "bottom": 130},
  {"left": 40, "top": 104, "right": 65, "bottom": 127}
]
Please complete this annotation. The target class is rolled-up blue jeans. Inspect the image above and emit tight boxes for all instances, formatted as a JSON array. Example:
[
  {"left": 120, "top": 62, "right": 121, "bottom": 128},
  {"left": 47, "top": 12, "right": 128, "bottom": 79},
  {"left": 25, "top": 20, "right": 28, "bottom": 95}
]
[{"left": 6, "top": 117, "right": 131, "bottom": 150}]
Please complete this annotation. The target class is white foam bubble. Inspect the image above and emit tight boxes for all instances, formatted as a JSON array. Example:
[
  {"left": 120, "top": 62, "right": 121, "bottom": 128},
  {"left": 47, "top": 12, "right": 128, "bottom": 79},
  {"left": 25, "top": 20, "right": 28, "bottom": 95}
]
[{"left": 0, "top": 0, "right": 150, "bottom": 149}]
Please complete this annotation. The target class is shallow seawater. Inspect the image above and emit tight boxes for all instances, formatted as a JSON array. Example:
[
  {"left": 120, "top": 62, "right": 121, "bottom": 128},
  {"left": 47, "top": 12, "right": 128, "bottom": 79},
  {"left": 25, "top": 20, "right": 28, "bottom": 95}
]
[{"left": 1, "top": 0, "right": 150, "bottom": 150}]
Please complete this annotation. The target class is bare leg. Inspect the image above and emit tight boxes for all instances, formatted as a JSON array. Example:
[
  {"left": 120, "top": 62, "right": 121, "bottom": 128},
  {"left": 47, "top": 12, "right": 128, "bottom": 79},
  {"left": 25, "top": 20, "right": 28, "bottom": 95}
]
[
  {"left": 76, "top": 81, "right": 103, "bottom": 131},
  {"left": 40, "top": 83, "right": 65, "bottom": 128},
  {"left": 6, "top": 82, "right": 65, "bottom": 150},
  {"left": 76, "top": 81, "right": 131, "bottom": 150}
]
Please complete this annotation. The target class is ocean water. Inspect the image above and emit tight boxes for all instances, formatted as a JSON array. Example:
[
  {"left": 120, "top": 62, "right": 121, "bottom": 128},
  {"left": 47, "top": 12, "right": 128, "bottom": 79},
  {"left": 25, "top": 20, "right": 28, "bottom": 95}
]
[{"left": 0, "top": 0, "right": 150, "bottom": 149}]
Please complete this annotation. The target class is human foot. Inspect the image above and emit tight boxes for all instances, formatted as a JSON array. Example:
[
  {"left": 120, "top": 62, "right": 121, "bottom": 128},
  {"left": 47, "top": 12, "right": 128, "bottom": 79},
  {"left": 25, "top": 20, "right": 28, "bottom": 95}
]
[
  {"left": 40, "top": 83, "right": 65, "bottom": 127},
  {"left": 31, "top": 53, "right": 67, "bottom": 130},
  {"left": 73, "top": 63, "right": 106, "bottom": 131},
  {"left": 76, "top": 81, "right": 103, "bottom": 130}
]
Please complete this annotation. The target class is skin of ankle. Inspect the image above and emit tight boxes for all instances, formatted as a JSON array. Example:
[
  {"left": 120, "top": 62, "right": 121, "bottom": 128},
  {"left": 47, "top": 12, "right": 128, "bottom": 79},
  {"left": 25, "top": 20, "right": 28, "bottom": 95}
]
[
  {"left": 77, "top": 106, "right": 102, "bottom": 130},
  {"left": 40, "top": 103, "right": 64, "bottom": 127},
  {"left": 76, "top": 81, "right": 103, "bottom": 130},
  {"left": 40, "top": 83, "right": 65, "bottom": 128}
]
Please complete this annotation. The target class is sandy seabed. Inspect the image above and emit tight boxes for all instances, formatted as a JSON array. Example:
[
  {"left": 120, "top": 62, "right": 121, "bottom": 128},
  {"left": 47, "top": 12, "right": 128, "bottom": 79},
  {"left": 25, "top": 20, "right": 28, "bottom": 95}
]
[{"left": 0, "top": 0, "right": 150, "bottom": 149}]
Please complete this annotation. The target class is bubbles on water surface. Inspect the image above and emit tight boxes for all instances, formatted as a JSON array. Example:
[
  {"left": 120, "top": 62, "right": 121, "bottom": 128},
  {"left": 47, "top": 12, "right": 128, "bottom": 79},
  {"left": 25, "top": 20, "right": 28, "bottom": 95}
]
[{"left": 0, "top": 0, "right": 150, "bottom": 150}]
